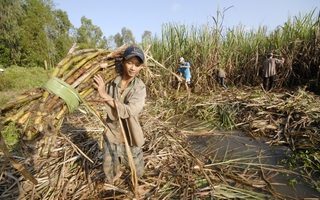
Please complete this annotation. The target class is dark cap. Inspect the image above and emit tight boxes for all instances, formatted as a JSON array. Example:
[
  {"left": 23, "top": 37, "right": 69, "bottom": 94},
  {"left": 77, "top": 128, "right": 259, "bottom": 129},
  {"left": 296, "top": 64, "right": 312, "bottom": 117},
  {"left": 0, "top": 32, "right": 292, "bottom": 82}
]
[
  {"left": 267, "top": 53, "right": 273, "bottom": 57},
  {"left": 123, "top": 46, "right": 145, "bottom": 63}
]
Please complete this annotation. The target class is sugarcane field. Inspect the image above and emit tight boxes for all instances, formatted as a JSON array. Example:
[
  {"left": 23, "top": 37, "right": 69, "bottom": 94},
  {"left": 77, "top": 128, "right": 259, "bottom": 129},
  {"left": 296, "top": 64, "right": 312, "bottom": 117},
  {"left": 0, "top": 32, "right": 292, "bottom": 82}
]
[{"left": 1, "top": 2, "right": 320, "bottom": 200}]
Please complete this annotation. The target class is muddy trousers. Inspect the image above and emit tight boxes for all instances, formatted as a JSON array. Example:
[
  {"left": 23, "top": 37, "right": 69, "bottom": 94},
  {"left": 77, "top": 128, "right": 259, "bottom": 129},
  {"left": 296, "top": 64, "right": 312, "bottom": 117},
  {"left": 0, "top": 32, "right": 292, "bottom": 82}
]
[
  {"left": 263, "top": 75, "right": 275, "bottom": 91},
  {"left": 102, "top": 138, "right": 144, "bottom": 184}
]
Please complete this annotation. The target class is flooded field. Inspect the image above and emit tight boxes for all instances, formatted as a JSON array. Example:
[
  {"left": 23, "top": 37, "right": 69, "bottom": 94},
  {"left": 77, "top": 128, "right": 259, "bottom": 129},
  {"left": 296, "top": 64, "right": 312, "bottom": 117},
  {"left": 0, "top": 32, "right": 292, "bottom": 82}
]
[{"left": 187, "top": 131, "right": 320, "bottom": 199}]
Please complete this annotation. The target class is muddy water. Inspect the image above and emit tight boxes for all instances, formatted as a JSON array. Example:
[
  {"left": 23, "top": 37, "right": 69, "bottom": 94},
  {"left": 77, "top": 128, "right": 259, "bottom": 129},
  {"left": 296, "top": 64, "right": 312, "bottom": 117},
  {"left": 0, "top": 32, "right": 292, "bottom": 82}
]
[{"left": 187, "top": 131, "right": 320, "bottom": 199}]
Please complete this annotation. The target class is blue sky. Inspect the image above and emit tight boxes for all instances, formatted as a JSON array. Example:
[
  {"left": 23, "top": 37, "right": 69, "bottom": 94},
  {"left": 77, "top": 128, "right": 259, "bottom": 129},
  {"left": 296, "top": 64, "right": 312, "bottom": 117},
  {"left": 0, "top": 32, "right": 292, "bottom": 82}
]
[{"left": 54, "top": 0, "right": 318, "bottom": 43}]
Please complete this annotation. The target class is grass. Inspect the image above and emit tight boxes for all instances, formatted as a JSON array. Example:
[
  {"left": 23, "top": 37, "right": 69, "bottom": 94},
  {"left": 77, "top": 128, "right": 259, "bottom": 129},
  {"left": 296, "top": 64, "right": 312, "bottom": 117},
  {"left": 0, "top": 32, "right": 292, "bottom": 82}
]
[
  {"left": 0, "top": 65, "right": 51, "bottom": 106},
  {"left": 1, "top": 122, "right": 21, "bottom": 145}
]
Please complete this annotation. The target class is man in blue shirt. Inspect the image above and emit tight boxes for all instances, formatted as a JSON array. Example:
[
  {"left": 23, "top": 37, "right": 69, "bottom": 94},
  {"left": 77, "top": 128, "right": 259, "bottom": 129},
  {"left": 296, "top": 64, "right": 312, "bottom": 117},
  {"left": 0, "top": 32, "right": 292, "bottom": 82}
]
[{"left": 179, "top": 57, "right": 191, "bottom": 93}]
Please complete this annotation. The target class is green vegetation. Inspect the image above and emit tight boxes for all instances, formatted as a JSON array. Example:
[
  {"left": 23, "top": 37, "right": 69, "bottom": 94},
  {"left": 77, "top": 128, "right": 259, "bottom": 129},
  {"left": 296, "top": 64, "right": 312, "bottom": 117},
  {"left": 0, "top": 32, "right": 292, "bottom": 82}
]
[
  {"left": 0, "top": 66, "right": 50, "bottom": 105},
  {"left": 0, "top": 66, "right": 49, "bottom": 91},
  {"left": 0, "top": 0, "right": 151, "bottom": 68},
  {"left": 142, "top": 8, "right": 320, "bottom": 94},
  {"left": 282, "top": 148, "right": 320, "bottom": 190},
  {"left": 1, "top": 122, "right": 21, "bottom": 145}
]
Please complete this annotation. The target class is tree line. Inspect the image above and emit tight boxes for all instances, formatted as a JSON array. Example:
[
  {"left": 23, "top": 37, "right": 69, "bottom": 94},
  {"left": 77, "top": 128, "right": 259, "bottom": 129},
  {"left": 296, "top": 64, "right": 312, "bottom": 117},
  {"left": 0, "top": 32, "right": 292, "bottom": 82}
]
[{"left": 0, "top": 0, "right": 152, "bottom": 68}]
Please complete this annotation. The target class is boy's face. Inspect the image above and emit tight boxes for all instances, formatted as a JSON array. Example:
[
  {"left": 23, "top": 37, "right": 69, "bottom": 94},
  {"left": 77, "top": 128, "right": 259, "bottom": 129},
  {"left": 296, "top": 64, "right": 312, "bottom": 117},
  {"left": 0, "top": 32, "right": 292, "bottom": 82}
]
[{"left": 122, "top": 56, "right": 144, "bottom": 78}]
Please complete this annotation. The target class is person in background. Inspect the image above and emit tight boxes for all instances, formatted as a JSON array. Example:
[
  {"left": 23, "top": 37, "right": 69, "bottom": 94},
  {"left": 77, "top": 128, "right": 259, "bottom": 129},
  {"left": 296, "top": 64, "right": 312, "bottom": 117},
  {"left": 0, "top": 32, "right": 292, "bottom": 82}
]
[
  {"left": 93, "top": 45, "right": 146, "bottom": 184},
  {"left": 215, "top": 68, "right": 227, "bottom": 89},
  {"left": 262, "top": 53, "right": 285, "bottom": 91},
  {"left": 178, "top": 57, "right": 192, "bottom": 93}
]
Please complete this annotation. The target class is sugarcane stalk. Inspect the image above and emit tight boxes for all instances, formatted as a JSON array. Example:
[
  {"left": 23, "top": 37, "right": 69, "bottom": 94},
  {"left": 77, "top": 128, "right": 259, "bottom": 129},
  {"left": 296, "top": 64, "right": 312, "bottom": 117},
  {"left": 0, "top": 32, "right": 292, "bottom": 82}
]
[
  {"left": 23, "top": 128, "right": 36, "bottom": 141},
  {"left": 40, "top": 136, "right": 49, "bottom": 157},
  {"left": 55, "top": 105, "right": 68, "bottom": 121},
  {"left": 39, "top": 118, "right": 58, "bottom": 156},
  {"left": 58, "top": 54, "right": 92, "bottom": 77},
  {"left": 80, "top": 59, "right": 117, "bottom": 84},
  {"left": 79, "top": 87, "right": 95, "bottom": 99},
  {"left": 65, "top": 59, "right": 100, "bottom": 85},
  {"left": 73, "top": 66, "right": 118, "bottom": 100},
  {"left": 54, "top": 53, "right": 90, "bottom": 78},
  {"left": 5, "top": 108, "right": 26, "bottom": 123},
  {"left": 50, "top": 99, "right": 65, "bottom": 112},
  {"left": 51, "top": 55, "right": 75, "bottom": 77},
  {"left": 45, "top": 95, "right": 61, "bottom": 111},
  {"left": 47, "top": 60, "right": 103, "bottom": 110},
  {"left": 72, "top": 63, "right": 117, "bottom": 92},
  {"left": 30, "top": 90, "right": 52, "bottom": 118},
  {"left": 33, "top": 111, "right": 44, "bottom": 133},
  {"left": 70, "top": 61, "right": 105, "bottom": 88},
  {"left": 52, "top": 49, "right": 102, "bottom": 77},
  {"left": 32, "top": 92, "right": 54, "bottom": 133},
  {"left": 62, "top": 51, "right": 104, "bottom": 81},
  {"left": 0, "top": 92, "right": 42, "bottom": 113},
  {"left": 69, "top": 48, "right": 103, "bottom": 58},
  {"left": 80, "top": 66, "right": 105, "bottom": 86},
  {"left": 17, "top": 111, "right": 31, "bottom": 125},
  {"left": 103, "top": 68, "right": 119, "bottom": 83}
]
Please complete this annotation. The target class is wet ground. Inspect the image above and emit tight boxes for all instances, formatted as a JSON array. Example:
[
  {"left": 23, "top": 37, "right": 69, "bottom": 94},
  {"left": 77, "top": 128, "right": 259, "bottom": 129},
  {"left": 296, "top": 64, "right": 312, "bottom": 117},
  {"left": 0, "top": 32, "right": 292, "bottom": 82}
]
[{"left": 187, "top": 131, "right": 320, "bottom": 199}]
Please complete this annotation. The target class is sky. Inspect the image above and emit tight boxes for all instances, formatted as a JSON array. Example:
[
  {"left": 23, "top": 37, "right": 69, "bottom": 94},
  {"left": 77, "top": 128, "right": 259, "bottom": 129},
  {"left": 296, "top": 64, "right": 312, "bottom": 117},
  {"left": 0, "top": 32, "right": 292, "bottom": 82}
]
[{"left": 54, "top": 0, "right": 319, "bottom": 43}]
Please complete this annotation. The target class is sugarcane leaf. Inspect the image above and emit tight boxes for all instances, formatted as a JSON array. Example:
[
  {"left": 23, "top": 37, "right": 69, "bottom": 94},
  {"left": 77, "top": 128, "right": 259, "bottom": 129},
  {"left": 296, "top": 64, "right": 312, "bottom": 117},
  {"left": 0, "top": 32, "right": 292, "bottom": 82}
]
[
  {"left": 42, "top": 77, "right": 81, "bottom": 113},
  {"left": 42, "top": 77, "right": 107, "bottom": 128}
]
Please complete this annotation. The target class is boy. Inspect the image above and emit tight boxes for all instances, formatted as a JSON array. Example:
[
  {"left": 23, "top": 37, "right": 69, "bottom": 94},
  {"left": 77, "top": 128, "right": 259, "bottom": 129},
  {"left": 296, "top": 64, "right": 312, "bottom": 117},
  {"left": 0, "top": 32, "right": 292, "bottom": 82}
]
[{"left": 93, "top": 45, "right": 146, "bottom": 184}]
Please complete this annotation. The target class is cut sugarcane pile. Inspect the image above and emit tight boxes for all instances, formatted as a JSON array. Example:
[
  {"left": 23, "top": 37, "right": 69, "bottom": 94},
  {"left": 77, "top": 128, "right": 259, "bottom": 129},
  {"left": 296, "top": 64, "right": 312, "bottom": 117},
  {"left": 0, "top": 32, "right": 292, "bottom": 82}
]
[{"left": 0, "top": 47, "right": 128, "bottom": 141}]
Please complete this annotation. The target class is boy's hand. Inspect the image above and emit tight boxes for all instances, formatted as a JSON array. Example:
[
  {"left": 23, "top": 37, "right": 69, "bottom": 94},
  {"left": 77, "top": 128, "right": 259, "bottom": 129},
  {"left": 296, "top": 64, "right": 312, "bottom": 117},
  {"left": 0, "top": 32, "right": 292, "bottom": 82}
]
[{"left": 93, "top": 74, "right": 112, "bottom": 101}]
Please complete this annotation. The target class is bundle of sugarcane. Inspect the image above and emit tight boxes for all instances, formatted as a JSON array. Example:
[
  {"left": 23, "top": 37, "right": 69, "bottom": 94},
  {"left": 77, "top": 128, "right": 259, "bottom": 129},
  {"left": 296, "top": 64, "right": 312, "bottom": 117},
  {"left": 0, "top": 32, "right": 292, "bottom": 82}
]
[{"left": 0, "top": 46, "right": 130, "bottom": 141}]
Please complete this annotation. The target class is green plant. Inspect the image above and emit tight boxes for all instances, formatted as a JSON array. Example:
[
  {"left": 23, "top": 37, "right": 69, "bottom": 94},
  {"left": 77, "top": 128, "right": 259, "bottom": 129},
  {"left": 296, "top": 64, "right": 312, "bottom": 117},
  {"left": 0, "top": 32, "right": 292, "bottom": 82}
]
[
  {"left": 1, "top": 122, "right": 21, "bottom": 146},
  {"left": 217, "top": 104, "right": 236, "bottom": 129}
]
